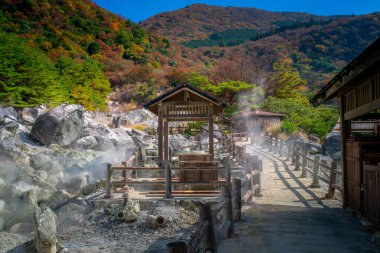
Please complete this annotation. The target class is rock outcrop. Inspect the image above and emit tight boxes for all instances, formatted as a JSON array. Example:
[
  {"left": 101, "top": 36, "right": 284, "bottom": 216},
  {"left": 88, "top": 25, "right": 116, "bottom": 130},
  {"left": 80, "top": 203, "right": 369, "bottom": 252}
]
[
  {"left": 34, "top": 207, "right": 57, "bottom": 253},
  {"left": 31, "top": 104, "right": 84, "bottom": 146},
  {"left": 322, "top": 132, "right": 342, "bottom": 157}
]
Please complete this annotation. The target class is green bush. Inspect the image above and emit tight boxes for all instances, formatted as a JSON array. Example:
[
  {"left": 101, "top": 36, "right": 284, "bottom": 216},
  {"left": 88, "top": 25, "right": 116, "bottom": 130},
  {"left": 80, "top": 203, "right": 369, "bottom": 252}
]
[{"left": 261, "top": 96, "right": 339, "bottom": 139}]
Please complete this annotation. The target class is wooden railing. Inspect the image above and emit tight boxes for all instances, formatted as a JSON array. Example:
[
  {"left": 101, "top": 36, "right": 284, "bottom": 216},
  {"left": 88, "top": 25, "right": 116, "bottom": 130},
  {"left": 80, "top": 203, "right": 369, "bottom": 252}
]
[
  {"left": 186, "top": 154, "right": 263, "bottom": 253},
  {"left": 252, "top": 133, "right": 342, "bottom": 199}
]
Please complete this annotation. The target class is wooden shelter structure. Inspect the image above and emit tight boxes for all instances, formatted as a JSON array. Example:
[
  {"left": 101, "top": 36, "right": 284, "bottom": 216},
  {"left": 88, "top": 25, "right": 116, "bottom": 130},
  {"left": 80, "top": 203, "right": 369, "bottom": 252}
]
[
  {"left": 231, "top": 110, "right": 285, "bottom": 133},
  {"left": 144, "top": 84, "right": 225, "bottom": 164},
  {"left": 311, "top": 37, "right": 380, "bottom": 225}
]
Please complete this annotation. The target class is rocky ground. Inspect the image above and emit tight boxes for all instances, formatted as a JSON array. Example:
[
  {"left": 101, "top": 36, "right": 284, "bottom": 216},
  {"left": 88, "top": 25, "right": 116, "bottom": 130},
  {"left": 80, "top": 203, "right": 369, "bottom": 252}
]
[
  {"left": 0, "top": 104, "right": 208, "bottom": 252},
  {"left": 58, "top": 205, "right": 199, "bottom": 253}
]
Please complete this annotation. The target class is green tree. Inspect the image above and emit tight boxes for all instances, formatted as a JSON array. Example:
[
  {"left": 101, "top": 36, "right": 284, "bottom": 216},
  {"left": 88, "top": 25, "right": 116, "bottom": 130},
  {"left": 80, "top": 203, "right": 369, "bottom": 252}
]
[
  {"left": 268, "top": 59, "right": 307, "bottom": 98},
  {"left": 0, "top": 32, "right": 65, "bottom": 107},
  {"left": 56, "top": 57, "right": 111, "bottom": 111},
  {"left": 204, "top": 80, "right": 255, "bottom": 105},
  {"left": 187, "top": 73, "right": 211, "bottom": 88}
]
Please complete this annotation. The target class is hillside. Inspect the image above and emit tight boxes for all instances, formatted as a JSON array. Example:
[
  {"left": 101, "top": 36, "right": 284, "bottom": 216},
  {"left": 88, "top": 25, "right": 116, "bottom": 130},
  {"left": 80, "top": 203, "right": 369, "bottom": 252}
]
[
  {"left": 141, "top": 4, "right": 333, "bottom": 42},
  {"left": 0, "top": 0, "right": 172, "bottom": 109},
  {"left": 142, "top": 4, "right": 380, "bottom": 90}
]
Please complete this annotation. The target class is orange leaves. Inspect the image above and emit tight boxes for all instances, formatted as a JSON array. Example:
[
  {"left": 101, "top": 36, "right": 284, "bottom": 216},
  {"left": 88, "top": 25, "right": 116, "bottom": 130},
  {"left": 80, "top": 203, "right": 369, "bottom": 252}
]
[{"left": 111, "top": 22, "right": 120, "bottom": 31}]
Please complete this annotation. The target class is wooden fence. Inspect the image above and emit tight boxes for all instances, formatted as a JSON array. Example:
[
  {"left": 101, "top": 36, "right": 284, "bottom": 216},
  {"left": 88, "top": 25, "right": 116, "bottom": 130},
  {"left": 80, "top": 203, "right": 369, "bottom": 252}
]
[{"left": 252, "top": 133, "right": 342, "bottom": 199}]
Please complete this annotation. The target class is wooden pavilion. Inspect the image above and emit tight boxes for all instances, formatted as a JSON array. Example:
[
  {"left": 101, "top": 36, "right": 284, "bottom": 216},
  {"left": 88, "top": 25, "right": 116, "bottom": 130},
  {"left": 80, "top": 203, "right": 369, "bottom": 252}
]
[
  {"left": 144, "top": 84, "right": 226, "bottom": 164},
  {"left": 311, "top": 37, "right": 380, "bottom": 225},
  {"left": 231, "top": 110, "right": 285, "bottom": 133}
]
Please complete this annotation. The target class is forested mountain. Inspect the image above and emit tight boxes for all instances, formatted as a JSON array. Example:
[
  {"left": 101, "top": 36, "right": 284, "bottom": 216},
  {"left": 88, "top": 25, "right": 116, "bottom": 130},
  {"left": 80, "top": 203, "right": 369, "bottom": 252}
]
[
  {"left": 1, "top": 1, "right": 380, "bottom": 115},
  {"left": 142, "top": 4, "right": 380, "bottom": 91},
  {"left": 0, "top": 0, "right": 171, "bottom": 110}
]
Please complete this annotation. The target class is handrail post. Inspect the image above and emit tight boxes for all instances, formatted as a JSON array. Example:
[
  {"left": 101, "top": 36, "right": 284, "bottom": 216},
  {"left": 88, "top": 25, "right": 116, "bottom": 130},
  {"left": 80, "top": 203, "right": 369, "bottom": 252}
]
[
  {"left": 287, "top": 141, "right": 292, "bottom": 161},
  {"left": 279, "top": 140, "right": 283, "bottom": 157},
  {"left": 232, "top": 178, "right": 242, "bottom": 222},
  {"left": 291, "top": 142, "right": 297, "bottom": 165},
  {"left": 222, "top": 186, "right": 233, "bottom": 237},
  {"left": 310, "top": 156, "right": 320, "bottom": 188},
  {"left": 294, "top": 146, "right": 301, "bottom": 171},
  {"left": 122, "top": 161, "right": 127, "bottom": 181},
  {"left": 164, "top": 161, "right": 173, "bottom": 198},
  {"left": 301, "top": 148, "right": 308, "bottom": 178},
  {"left": 269, "top": 137, "right": 273, "bottom": 152},
  {"left": 106, "top": 163, "right": 113, "bottom": 198},
  {"left": 326, "top": 161, "right": 337, "bottom": 198},
  {"left": 274, "top": 137, "right": 278, "bottom": 154}
]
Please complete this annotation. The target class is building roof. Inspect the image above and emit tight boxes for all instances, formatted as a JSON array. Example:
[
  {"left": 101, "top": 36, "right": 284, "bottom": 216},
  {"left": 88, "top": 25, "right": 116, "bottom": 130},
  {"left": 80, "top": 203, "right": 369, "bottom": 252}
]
[
  {"left": 311, "top": 37, "right": 380, "bottom": 107},
  {"left": 143, "top": 83, "right": 226, "bottom": 115},
  {"left": 231, "top": 110, "right": 286, "bottom": 120}
]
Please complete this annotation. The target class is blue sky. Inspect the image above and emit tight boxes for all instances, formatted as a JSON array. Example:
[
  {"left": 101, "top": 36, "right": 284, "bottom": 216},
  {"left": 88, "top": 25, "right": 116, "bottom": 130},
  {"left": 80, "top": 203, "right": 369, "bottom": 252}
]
[{"left": 93, "top": 0, "right": 380, "bottom": 22}]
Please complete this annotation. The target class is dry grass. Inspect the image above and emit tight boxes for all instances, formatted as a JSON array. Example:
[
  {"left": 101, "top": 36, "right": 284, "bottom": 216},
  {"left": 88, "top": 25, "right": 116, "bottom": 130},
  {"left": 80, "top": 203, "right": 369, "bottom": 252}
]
[
  {"left": 132, "top": 124, "right": 149, "bottom": 131},
  {"left": 265, "top": 123, "right": 282, "bottom": 137}
]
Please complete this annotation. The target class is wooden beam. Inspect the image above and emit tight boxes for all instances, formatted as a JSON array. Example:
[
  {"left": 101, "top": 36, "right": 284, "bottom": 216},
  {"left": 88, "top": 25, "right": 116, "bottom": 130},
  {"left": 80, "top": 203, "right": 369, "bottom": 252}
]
[
  {"left": 164, "top": 119, "right": 169, "bottom": 161},
  {"left": 209, "top": 104, "right": 214, "bottom": 160},
  {"left": 340, "top": 94, "right": 350, "bottom": 208},
  {"left": 344, "top": 97, "right": 380, "bottom": 120}
]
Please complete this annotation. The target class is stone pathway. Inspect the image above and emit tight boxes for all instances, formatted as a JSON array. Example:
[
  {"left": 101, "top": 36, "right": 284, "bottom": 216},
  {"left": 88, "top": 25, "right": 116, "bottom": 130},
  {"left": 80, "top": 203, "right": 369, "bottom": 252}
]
[{"left": 218, "top": 145, "right": 380, "bottom": 253}]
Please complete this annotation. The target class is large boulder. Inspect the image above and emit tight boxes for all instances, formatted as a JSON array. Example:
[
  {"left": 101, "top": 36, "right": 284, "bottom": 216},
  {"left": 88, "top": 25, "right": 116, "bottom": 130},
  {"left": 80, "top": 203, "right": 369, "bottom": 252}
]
[
  {"left": 124, "top": 109, "right": 158, "bottom": 128},
  {"left": 31, "top": 104, "right": 84, "bottom": 146},
  {"left": 34, "top": 207, "right": 57, "bottom": 253},
  {"left": 0, "top": 107, "right": 18, "bottom": 122},
  {"left": 21, "top": 105, "right": 47, "bottom": 126},
  {"left": 322, "top": 132, "right": 342, "bottom": 157},
  {"left": 169, "top": 134, "right": 189, "bottom": 149}
]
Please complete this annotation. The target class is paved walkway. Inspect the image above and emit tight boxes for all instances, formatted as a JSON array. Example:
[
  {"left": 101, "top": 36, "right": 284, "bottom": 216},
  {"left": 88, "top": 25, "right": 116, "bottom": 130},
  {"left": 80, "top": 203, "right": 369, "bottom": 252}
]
[{"left": 218, "top": 145, "right": 380, "bottom": 253}]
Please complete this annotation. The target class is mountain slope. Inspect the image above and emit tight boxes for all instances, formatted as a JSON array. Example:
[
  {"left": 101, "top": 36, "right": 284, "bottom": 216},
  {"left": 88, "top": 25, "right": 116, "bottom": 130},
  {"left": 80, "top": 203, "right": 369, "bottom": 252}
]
[
  {"left": 0, "top": 0, "right": 173, "bottom": 109},
  {"left": 142, "top": 4, "right": 380, "bottom": 89},
  {"left": 142, "top": 4, "right": 333, "bottom": 42}
]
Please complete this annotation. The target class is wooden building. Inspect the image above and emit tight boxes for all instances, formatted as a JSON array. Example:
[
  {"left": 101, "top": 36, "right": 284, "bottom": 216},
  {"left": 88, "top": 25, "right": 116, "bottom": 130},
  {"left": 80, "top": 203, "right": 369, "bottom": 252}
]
[
  {"left": 311, "top": 37, "right": 380, "bottom": 225},
  {"left": 231, "top": 110, "right": 285, "bottom": 133},
  {"left": 144, "top": 84, "right": 225, "bottom": 184}
]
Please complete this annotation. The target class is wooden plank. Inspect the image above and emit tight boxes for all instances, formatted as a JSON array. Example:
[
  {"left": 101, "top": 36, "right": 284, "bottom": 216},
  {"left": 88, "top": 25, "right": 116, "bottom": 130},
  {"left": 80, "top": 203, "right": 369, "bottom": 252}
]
[
  {"left": 344, "top": 97, "right": 380, "bottom": 120},
  {"left": 209, "top": 104, "right": 214, "bottom": 160},
  {"left": 112, "top": 166, "right": 163, "bottom": 170},
  {"left": 113, "top": 180, "right": 226, "bottom": 185}
]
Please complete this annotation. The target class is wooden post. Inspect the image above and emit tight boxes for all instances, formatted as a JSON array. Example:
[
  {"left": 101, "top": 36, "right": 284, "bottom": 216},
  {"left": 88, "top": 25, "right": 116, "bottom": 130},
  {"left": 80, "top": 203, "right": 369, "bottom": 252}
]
[
  {"left": 122, "top": 161, "right": 127, "bottom": 181},
  {"left": 274, "top": 137, "right": 278, "bottom": 154},
  {"left": 158, "top": 104, "right": 163, "bottom": 164},
  {"left": 221, "top": 186, "right": 233, "bottom": 237},
  {"left": 164, "top": 161, "right": 173, "bottom": 198},
  {"left": 224, "top": 158, "right": 232, "bottom": 190},
  {"left": 167, "top": 241, "right": 187, "bottom": 253},
  {"left": 208, "top": 105, "right": 214, "bottom": 160},
  {"left": 340, "top": 95, "right": 350, "bottom": 208},
  {"left": 279, "top": 140, "right": 283, "bottom": 157},
  {"left": 287, "top": 141, "right": 292, "bottom": 161},
  {"left": 291, "top": 142, "right": 297, "bottom": 165},
  {"left": 204, "top": 203, "right": 217, "bottom": 252},
  {"left": 301, "top": 148, "right": 308, "bottom": 178},
  {"left": 164, "top": 119, "right": 169, "bottom": 161},
  {"left": 232, "top": 178, "right": 241, "bottom": 222},
  {"left": 294, "top": 146, "right": 301, "bottom": 171},
  {"left": 231, "top": 138, "right": 235, "bottom": 159},
  {"left": 326, "top": 161, "right": 338, "bottom": 199},
  {"left": 310, "top": 156, "right": 320, "bottom": 188},
  {"left": 106, "top": 163, "right": 113, "bottom": 198}
]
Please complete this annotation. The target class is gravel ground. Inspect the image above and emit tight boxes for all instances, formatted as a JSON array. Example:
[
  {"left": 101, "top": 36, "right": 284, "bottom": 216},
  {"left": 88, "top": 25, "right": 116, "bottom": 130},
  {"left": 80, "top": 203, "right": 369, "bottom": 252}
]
[{"left": 59, "top": 206, "right": 199, "bottom": 253}]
